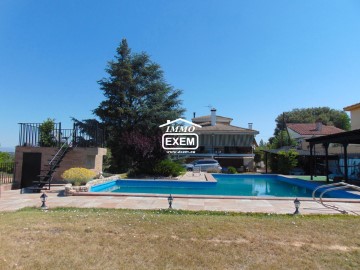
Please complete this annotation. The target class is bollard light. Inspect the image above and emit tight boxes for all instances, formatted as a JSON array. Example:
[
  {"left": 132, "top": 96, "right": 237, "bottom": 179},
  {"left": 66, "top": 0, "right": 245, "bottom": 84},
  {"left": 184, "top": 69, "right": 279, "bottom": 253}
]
[
  {"left": 40, "top": 192, "right": 48, "bottom": 210},
  {"left": 168, "top": 194, "right": 173, "bottom": 209},
  {"left": 293, "top": 198, "right": 300, "bottom": 215}
]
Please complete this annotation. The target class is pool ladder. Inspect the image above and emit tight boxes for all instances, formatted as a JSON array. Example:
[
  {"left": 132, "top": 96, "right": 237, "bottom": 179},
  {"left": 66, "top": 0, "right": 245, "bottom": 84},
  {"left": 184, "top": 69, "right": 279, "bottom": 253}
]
[{"left": 312, "top": 182, "right": 360, "bottom": 215}]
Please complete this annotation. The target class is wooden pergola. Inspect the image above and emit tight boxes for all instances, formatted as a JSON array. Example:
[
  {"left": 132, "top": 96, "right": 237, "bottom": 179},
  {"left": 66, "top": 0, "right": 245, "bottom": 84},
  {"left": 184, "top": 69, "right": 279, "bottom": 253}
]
[{"left": 306, "top": 129, "right": 360, "bottom": 182}]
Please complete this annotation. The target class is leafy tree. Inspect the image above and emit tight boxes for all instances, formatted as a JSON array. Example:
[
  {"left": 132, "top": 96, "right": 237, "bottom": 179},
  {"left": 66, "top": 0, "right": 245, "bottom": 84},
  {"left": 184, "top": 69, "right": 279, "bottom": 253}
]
[
  {"left": 269, "top": 130, "right": 297, "bottom": 149},
  {"left": 255, "top": 139, "right": 271, "bottom": 164},
  {"left": 0, "top": 151, "right": 14, "bottom": 173},
  {"left": 0, "top": 152, "right": 14, "bottom": 163},
  {"left": 94, "top": 39, "right": 185, "bottom": 172},
  {"left": 39, "top": 118, "right": 56, "bottom": 147},
  {"left": 273, "top": 107, "right": 350, "bottom": 136}
]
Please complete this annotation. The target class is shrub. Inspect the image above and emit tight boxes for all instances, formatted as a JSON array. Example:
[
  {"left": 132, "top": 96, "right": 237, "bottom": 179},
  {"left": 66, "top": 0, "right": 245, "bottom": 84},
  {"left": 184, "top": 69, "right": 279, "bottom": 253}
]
[
  {"left": 153, "top": 159, "right": 185, "bottom": 177},
  {"left": 61, "top": 167, "right": 96, "bottom": 186},
  {"left": 227, "top": 166, "right": 237, "bottom": 174},
  {"left": 269, "top": 150, "right": 298, "bottom": 174},
  {"left": 277, "top": 150, "right": 298, "bottom": 174},
  {"left": 39, "top": 118, "right": 56, "bottom": 147}
]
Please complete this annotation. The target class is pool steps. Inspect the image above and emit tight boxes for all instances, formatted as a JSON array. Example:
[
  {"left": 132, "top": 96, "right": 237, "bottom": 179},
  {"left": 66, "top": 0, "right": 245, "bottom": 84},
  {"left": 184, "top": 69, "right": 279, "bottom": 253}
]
[{"left": 312, "top": 182, "right": 360, "bottom": 215}]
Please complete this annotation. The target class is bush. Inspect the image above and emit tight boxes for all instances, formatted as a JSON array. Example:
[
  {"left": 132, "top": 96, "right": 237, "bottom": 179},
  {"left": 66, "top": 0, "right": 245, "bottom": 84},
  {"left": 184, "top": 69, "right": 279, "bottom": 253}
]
[
  {"left": 153, "top": 159, "right": 185, "bottom": 177},
  {"left": 61, "top": 167, "right": 96, "bottom": 186},
  {"left": 39, "top": 118, "right": 56, "bottom": 147},
  {"left": 227, "top": 166, "right": 237, "bottom": 174},
  {"left": 269, "top": 150, "right": 298, "bottom": 174}
]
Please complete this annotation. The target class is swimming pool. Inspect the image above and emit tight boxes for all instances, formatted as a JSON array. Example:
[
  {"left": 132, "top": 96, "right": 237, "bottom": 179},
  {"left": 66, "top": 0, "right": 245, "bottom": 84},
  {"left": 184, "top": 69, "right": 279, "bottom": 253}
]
[{"left": 90, "top": 174, "right": 360, "bottom": 199}]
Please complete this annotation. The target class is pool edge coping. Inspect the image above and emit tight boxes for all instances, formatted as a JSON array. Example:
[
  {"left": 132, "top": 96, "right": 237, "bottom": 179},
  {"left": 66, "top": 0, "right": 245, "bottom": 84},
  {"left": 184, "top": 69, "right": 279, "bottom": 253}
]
[{"left": 71, "top": 191, "right": 360, "bottom": 203}]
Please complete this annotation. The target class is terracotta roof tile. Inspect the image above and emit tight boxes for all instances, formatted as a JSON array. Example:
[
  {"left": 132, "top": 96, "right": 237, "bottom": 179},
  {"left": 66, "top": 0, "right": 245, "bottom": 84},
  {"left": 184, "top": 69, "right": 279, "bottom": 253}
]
[{"left": 287, "top": 123, "right": 344, "bottom": 136}]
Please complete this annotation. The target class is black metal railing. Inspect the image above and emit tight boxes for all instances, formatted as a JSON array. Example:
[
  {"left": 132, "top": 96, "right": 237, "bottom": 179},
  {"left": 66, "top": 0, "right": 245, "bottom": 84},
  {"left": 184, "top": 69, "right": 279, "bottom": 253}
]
[
  {"left": 72, "top": 123, "right": 105, "bottom": 148},
  {"left": 18, "top": 122, "right": 105, "bottom": 148},
  {"left": 0, "top": 162, "right": 16, "bottom": 184},
  {"left": 18, "top": 122, "right": 61, "bottom": 147}
]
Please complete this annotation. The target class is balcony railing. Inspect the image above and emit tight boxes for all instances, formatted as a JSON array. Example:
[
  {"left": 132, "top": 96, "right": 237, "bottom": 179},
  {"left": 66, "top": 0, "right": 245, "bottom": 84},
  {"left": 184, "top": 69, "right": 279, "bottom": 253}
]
[{"left": 18, "top": 122, "right": 105, "bottom": 148}]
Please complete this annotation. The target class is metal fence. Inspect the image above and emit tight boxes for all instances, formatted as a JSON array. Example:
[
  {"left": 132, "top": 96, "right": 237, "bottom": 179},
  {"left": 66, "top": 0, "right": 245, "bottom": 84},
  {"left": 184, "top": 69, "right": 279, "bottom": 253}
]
[
  {"left": 0, "top": 162, "right": 16, "bottom": 184},
  {"left": 18, "top": 122, "right": 62, "bottom": 147},
  {"left": 18, "top": 122, "right": 105, "bottom": 148}
]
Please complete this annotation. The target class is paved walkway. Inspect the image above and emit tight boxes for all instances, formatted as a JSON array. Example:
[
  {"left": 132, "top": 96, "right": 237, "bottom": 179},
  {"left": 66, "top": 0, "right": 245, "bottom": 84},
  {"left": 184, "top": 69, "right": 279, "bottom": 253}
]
[{"left": 1, "top": 186, "right": 360, "bottom": 215}]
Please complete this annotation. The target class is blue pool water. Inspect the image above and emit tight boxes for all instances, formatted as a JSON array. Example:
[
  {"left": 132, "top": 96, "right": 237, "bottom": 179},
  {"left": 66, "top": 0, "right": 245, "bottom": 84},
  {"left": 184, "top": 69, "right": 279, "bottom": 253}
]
[{"left": 90, "top": 174, "right": 360, "bottom": 199}]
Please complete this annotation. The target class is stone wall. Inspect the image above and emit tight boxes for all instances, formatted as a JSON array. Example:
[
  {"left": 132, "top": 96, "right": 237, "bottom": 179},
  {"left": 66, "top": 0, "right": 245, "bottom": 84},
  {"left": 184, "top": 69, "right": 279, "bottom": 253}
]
[
  {"left": 64, "top": 175, "right": 119, "bottom": 196},
  {"left": 14, "top": 146, "right": 107, "bottom": 189}
]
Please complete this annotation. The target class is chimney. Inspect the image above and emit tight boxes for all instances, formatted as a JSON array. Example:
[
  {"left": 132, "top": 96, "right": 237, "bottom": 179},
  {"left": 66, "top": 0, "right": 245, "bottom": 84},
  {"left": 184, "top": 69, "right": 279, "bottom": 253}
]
[
  {"left": 211, "top": 108, "right": 216, "bottom": 126},
  {"left": 248, "top": 123, "right": 253, "bottom": 130},
  {"left": 193, "top": 112, "right": 196, "bottom": 118},
  {"left": 315, "top": 119, "right": 322, "bottom": 131}
]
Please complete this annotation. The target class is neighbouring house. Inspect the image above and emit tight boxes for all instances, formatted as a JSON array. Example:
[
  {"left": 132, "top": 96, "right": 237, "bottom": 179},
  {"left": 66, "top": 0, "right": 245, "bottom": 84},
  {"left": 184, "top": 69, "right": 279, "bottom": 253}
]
[
  {"left": 286, "top": 119, "right": 345, "bottom": 153},
  {"left": 263, "top": 105, "right": 360, "bottom": 178},
  {"left": 188, "top": 108, "right": 259, "bottom": 171},
  {"left": 13, "top": 122, "right": 107, "bottom": 191},
  {"left": 344, "top": 102, "right": 360, "bottom": 130},
  {"left": 287, "top": 104, "right": 360, "bottom": 181},
  {"left": 263, "top": 120, "right": 345, "bottom": 175},
  {"left": 304, "top": 102, "right": 360, "bottom": 181},
  {"left": 286, "top": 120, "right": 350, "bottom": 175}
]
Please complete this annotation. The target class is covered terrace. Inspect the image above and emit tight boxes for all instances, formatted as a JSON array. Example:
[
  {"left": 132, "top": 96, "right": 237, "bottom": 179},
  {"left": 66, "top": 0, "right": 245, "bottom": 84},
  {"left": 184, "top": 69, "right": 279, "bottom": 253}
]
[
  {"left": 261, "top": 146, "right": 337, "bottom": 175},
  {"left": 306, "top": 129, "right": 360, "bottom": 182}
]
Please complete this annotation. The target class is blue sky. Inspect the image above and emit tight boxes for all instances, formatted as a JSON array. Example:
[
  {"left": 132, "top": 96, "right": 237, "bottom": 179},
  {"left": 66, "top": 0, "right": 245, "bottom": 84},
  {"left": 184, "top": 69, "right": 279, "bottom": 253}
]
[{"left": 1, "top": 0, "right": 360, "bottom": 150}]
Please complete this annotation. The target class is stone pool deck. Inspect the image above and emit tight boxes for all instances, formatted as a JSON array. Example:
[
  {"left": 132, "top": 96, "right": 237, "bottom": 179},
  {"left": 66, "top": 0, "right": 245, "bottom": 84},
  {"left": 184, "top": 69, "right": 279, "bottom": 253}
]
[{"left": 1, "top": 184, "right": 360, "bottom": 215}]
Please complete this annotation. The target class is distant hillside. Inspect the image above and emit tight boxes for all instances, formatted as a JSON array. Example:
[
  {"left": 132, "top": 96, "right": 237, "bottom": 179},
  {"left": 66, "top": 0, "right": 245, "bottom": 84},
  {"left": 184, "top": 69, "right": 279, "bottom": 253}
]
[{"left": 0, "top": 147, "right": 15, "bottom": 153}]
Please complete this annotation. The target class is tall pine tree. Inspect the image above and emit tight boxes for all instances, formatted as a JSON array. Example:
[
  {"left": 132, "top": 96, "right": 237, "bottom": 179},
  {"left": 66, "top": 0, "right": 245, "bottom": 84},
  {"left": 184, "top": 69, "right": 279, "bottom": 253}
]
[{"left": 95, "top": 39, "right": 185, "bottom": 172}]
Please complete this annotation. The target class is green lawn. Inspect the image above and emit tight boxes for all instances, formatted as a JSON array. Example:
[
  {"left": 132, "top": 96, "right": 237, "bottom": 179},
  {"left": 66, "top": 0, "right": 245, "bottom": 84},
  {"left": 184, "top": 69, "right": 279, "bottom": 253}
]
[
  {"left": 1, "top": 208, "right": 360, "bottom": 269},
  {"left": 291, "top": 175, "right": 327, "bottom": 181}
]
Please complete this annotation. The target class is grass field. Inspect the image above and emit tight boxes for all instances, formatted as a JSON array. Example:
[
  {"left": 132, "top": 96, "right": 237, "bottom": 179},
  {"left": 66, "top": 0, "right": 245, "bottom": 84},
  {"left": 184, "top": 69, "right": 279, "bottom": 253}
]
[
  {"left": 291, "top": 175, "right": 327, "bottom": 181},
  {"left": 1, "top": 208, "right": 360, "bottom": 269}
]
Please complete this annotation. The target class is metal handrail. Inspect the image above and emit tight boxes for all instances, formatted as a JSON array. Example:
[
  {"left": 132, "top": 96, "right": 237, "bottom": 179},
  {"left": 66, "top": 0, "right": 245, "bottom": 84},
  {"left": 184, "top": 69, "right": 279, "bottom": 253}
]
[
  {"left": 49, "top": 131, "right": 74, "bottom": 165},
  {"left": 312, "top": 182, "right": 360, "bottom": 215}
]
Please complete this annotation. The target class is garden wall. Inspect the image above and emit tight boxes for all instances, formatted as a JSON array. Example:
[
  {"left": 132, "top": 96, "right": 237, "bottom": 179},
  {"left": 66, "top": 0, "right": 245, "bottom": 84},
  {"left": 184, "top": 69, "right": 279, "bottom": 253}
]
[{"left": 13, "top": 146, "right": 107, "bottom": 189}]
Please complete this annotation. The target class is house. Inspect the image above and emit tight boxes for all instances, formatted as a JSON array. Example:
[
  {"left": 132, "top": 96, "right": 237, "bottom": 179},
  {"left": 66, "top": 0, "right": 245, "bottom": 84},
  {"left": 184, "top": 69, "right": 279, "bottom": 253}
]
[
  {"left": 264, "top": 106, "right": 360, "bottom": 177},
  {"left": 344, "top": 102, "right": 360, "bottom": 130},
  {"left": 286, "top": 119, "right": 344, "bottom": 153},
  {"left": 188, "top": 108, "right": 259, "bottom": 170},
  {"left": 261, "top": 120, "right": 345, "bottom": 175}
]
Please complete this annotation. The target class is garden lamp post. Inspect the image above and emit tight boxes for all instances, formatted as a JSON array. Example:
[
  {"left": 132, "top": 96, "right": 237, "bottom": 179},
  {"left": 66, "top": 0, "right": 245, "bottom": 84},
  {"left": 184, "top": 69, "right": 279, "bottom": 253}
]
[
  {"left": 293, "top": 198, "right": 300, "bottom": 215},
  {"left": 168, "top": 194, "right": 173, "bottom": 209},
  {"left": 40, "top": 192, "right": 48, "bottom": 210}
]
